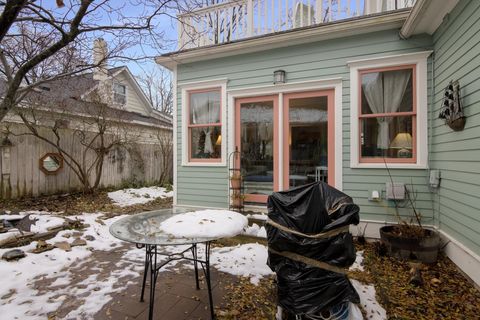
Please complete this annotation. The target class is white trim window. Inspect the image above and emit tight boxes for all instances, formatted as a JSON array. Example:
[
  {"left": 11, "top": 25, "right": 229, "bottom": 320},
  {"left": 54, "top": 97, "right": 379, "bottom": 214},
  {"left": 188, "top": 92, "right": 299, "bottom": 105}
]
[
  {"left": 348, "top": 51, "right": 432, "bottom": 169},
  {"left": 113, "top": 82, "right": 127, "bottom": 105},
  {"left": 180, "top": 79, "right": 227, "bottom": 166}
]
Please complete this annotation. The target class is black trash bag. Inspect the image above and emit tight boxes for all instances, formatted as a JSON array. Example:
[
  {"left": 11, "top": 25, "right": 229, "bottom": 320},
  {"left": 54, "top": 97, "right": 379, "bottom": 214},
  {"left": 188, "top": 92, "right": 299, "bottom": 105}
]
[{"left": 266, "top": 182, "right": 360, "bottom": 316}]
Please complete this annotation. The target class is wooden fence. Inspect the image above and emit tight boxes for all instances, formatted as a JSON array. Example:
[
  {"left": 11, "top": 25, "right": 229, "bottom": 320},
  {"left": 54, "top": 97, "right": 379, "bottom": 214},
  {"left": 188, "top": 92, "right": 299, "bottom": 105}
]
[{"left": 0, "top": 123, "right": 172, "bottom": 199}]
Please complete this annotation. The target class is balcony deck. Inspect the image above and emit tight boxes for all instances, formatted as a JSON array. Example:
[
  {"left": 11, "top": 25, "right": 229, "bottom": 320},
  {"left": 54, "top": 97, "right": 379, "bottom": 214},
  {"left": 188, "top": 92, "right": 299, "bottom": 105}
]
[{"left": 177, "top": 0, "right": 416, "bottom": 50}]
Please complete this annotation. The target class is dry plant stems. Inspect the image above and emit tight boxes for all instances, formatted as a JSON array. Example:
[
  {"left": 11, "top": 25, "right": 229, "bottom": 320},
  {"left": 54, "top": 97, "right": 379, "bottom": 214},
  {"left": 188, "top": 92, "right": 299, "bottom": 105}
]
[{"left": 383, "top": 158, "right": 425, "bottom": 238}]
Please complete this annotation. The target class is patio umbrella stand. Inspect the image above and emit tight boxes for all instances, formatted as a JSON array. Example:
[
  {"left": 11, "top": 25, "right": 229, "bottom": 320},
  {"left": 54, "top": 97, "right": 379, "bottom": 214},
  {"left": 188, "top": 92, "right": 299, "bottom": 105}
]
[{"left": 266, "top": 182, "right": 361, "bottom": 319}]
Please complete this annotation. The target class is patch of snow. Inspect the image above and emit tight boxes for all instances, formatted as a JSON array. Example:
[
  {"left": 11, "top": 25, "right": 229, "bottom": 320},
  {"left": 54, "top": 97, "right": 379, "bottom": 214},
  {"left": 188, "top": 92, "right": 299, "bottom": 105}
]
[
  {"left": 0, "top": 230, "right": 22, "bottom": 245},
  {"left": 30, "top": 215, "right": 65, "bottom": 233},
  {"left": 210, "top": 243, "right": 273, "bottom": 285},
  {"left": 243, "top": 223, "right": 267, "bottom": 238},
  {"left": 0, "top": 214, "right": 25, "bottom": 221},
  {"left": 108, "top": 186, "right": 173, "bottom": 207},
  {"left": 0, "top": 213, "right": 127, "bottom": 319},
  {"left": 160, "top": 210, "right": 248, "bottom": 238},
  {"left": 349, "top": 250, "right": 364, "bottom": 272},
  {"left": 351, "top": 279, "right": 387, "bottom": 320}
]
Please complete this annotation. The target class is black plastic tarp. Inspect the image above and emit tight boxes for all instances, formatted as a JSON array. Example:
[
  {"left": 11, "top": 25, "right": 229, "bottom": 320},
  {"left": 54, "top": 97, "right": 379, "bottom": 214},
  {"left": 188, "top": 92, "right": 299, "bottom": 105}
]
[{"left": 266, "top": 182, "right": 360, "bottom": 316}]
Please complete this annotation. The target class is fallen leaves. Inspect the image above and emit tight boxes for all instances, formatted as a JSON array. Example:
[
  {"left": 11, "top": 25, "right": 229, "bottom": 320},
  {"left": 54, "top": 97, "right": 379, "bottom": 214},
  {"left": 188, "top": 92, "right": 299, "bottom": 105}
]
[
  {"left": 357, "top": 241, "right": 480, "bottom": 320},
  {"left": 215, "top": 277, "right": 276, "bottom": 320}
]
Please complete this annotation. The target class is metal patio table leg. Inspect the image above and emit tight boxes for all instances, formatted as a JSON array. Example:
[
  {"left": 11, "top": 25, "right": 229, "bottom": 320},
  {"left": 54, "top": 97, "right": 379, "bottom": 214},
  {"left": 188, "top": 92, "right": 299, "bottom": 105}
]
[{"left": 139, "top": 241, "right": 215, "bottom": 320}]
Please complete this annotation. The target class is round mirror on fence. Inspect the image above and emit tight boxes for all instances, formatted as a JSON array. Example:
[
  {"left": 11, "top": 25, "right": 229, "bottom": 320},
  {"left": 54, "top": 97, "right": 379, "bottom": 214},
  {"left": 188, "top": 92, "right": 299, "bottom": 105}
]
[{"left": 40, "top": 153, "right": 64, "bottom": 175}]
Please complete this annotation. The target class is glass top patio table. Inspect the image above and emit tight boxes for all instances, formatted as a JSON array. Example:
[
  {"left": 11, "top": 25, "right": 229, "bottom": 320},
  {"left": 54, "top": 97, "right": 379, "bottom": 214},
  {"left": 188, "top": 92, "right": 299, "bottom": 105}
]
[{"left": 109, "top": 207, "right": 218, "bottom": 246}]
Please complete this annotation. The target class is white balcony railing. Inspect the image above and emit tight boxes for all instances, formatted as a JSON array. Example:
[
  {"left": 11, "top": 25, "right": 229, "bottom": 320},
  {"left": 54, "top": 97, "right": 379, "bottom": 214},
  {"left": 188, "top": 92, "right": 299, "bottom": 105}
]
[{"left": 178, "top": 0, "right": 416, "bottom": 49}]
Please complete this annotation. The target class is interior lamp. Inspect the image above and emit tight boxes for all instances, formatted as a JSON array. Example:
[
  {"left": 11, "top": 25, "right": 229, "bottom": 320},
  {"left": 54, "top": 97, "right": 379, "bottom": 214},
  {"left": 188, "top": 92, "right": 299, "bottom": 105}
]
[
  {"left": 274, "top": 70, "right": 286, "bottom": 84},
  {"left": 215, "top": 134, "right": 222, "bottom": 146},
  {"left": 390, "top": 132, "right": 412, "bottom": 158}
]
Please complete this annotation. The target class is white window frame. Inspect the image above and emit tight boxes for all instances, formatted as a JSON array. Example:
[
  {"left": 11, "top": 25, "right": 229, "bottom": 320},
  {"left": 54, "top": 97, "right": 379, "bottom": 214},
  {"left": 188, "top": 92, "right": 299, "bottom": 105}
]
[
  {"left": 179, "top": 78, "right": 227, "bottom": 167},
  {"left": 113, "top": 82, "right": 127, "bottom": 105},
  {"left": 348, "top": 51, "right": 432, "bottom": 169}
]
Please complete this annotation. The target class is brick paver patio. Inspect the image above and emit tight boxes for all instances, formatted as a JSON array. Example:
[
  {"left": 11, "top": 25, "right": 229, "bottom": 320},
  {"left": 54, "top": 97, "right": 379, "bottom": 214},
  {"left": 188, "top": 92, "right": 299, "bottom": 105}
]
[{"left": 94, "top": 267, "right": 233, "bottom": 320}]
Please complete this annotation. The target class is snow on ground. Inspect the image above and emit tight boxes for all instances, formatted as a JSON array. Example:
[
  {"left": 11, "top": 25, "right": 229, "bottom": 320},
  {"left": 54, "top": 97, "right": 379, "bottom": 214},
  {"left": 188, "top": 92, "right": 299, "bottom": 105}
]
[
  {"left": 210, "top": 243, "right": 274, "bottom": 285},
  {"left": 349, "top": 250, "right": 364, "bottom": 272},
  {"left": 107, "top": 186, "right": 173, "bottom": 207},
  {"left": 351, "top": 279, "right": 387, "bottom": 320},
  {"left": 160, "top": 209, "right": 248, "bottom": 238},
  {"left": 0, "top": 213, "right": 129, "bottom": 320},
  {"left": 243, "top": 223, "right": 267, "bottom": 238},
  {"left": 30, "top": 215, "right": 65, "bottom": 233}
]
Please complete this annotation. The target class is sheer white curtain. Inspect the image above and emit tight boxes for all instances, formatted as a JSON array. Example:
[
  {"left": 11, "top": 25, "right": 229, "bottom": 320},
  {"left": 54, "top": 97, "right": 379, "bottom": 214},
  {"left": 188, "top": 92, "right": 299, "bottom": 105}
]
[
  {"left": 363, "top": 70, "right": 411, "bottom": 149},
  {"left": 191, "top": 93, "right": 220, "bottom": 154}
]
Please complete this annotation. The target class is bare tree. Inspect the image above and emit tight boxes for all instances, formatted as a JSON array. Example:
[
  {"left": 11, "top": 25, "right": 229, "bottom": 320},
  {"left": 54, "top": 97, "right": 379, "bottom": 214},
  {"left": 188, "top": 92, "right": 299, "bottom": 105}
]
[
  {"left": 2, "top": 88, "right": 138, "bottom": 193},
  {"left": 156, "top": 130, "right": 173, "bottom": 185},
  {"left": 138, "top": 68, "right": 173, "bottom": 115},
  {"left": 0, "top": 0, "right": 178, "bottom": 122}
]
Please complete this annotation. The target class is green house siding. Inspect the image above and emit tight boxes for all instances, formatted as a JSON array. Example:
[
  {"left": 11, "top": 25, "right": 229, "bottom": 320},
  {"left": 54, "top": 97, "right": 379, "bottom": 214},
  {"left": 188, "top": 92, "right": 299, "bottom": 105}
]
[
  {"left": 432, "top": 0, "right": 480, "bottom": 256},
  {"left": 176, "top": 29, "right": 433, "bottom": 220}
]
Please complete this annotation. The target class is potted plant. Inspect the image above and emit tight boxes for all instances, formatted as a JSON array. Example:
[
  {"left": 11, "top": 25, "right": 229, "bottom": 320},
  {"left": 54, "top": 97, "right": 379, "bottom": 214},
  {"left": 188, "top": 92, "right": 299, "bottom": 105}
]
[
  {"left": 379, "top": 186, "right": 440, "bottom": 264},
  {"left": 231, "top": 191, "right": 244, "bottom": 208},
  {"left": 230, "top": 171, "right": 242, "bottom": 189}
]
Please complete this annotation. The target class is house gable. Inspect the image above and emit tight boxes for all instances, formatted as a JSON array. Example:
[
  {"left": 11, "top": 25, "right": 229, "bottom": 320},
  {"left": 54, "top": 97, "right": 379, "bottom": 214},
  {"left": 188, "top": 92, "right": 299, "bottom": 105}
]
[{"left": 109, "top": 67, "right": 153, "bottom": 117}]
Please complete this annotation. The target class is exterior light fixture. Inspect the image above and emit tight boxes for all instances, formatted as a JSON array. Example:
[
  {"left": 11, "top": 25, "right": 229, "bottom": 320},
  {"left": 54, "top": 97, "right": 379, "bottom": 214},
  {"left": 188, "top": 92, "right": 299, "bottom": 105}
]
[{"left": 274, "top": 70, "right": 286, "bottom": 84}]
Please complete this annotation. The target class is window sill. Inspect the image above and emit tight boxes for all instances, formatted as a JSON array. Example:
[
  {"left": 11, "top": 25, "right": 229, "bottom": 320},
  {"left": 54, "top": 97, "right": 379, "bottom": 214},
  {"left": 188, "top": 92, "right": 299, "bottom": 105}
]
[
  {"left": 182, "top": 161, "right": 226, "bottom": 167},
  {"left": 350, "top": 162, "right": 428, "bottom": 169}
]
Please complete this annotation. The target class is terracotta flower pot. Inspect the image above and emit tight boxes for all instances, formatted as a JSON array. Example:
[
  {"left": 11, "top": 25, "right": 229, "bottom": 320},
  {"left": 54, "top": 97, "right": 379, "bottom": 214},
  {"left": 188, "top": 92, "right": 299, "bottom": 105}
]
[
  {"left": 230, "top": 178, "right": 241, "bottom": 189},
  {"left": 231, "top": 197, "right": 243, "bottom": 208}
]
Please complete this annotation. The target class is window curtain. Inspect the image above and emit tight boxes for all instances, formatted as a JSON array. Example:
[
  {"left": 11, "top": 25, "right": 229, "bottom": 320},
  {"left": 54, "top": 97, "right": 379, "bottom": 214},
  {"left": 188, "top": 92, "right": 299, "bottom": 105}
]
[
  {"left": 363, "top": 70, "right": 411, "bottom": 149},
  {"left": 191, "top": 93, "right": 219, "bottom": 154}
]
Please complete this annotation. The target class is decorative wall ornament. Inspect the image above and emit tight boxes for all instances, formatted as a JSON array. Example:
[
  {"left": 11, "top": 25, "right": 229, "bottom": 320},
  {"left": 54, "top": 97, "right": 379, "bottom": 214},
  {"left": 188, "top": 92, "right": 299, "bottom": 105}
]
[
  {"left": 439, "top": 80, "right": 466, "bottom": 131},
  {"left": 39, "top": 153, "right": 64, "bottom": 175}
]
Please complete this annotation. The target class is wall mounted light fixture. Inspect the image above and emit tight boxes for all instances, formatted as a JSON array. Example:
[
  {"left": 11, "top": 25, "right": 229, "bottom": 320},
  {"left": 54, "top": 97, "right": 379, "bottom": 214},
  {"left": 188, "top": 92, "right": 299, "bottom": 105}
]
[{"left": 273, "top": 70, "right": 286, "bottom": 84}]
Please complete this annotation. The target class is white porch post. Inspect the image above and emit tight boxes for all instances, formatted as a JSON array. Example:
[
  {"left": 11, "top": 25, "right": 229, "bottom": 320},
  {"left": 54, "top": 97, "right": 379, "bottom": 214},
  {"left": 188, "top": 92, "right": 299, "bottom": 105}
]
[{"left": 247, "top": 0, "right": 254, "bottom": 37}]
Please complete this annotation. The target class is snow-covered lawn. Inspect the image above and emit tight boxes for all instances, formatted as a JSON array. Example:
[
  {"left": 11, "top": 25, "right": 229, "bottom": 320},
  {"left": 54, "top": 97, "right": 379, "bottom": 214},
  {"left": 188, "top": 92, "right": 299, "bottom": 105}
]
[{"left": 107, "top": 186, "right": 173, "bottom": 207}]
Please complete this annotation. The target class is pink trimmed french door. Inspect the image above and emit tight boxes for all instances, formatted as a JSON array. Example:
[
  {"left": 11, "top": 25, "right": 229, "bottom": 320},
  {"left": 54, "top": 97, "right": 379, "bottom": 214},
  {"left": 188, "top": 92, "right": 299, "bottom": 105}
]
[
  {"left": 235, "top": 90, "right": 334, "bottom": 205},
  {"left": 235, "top": 95, "right": 279, "bottom": 204},
  {"left": 283, "top": 90, "right": 335, "bottom": 189}
]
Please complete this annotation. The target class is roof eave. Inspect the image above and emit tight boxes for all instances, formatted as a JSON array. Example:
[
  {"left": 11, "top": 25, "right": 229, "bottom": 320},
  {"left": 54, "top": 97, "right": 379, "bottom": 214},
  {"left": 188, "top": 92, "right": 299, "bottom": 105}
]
[
  {"left": 156, "top": 10, "right": 410, "bottom": 69},
  {"left": 400, "top": 0, "right": 459, "bottom": 38}
]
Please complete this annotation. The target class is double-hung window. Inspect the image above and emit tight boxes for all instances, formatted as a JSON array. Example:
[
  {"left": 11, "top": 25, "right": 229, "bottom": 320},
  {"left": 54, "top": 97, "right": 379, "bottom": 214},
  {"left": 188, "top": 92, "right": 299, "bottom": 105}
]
[
  {"left": 188, "top": 88, "right": 222, "bottom": 162},
  {"left": 113, "top": 83, "right": 127, "bottom": 105},
  {"left": 359, "top": 65, "right": 416, "bottom": 163}
]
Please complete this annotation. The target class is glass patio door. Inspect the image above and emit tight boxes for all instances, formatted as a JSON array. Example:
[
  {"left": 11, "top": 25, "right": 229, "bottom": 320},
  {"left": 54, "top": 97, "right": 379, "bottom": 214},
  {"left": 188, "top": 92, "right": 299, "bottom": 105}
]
[
  {"left": 235, "top": 95, "right": 278, "bottom": 204},
  {"left": 283, "top": 90, "right": 335, "bottom": 189}
]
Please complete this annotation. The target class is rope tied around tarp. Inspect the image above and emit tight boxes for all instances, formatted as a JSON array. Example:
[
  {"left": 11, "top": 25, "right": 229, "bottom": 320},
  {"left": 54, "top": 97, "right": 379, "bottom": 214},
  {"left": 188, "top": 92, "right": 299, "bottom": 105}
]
[
  {"left": 266, "top": 217, "right": 351, "bottom": 274},
  {"left": 266, "top": 219, "right": 349, "bottom": 239}
]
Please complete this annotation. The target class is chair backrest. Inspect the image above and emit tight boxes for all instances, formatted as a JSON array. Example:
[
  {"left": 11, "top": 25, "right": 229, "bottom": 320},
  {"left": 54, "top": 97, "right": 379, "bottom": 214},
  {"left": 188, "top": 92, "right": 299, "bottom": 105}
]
[{"left": 315, "top": 166, "right": 328, "bottom": 182}]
